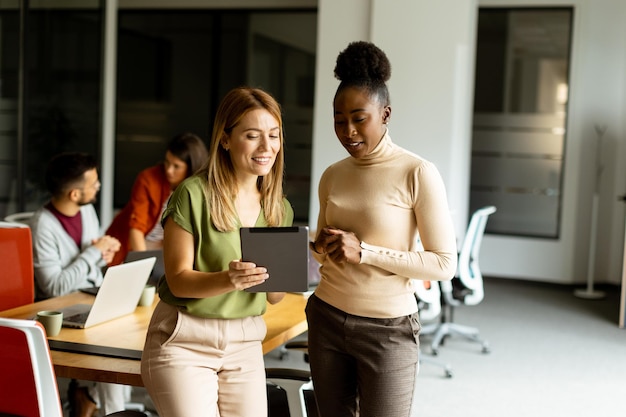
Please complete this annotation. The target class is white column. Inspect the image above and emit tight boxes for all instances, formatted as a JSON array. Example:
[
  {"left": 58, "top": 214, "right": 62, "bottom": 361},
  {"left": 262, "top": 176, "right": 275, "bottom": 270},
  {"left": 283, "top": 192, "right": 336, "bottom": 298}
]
[{"left": 99, "top": 0, "right": 118, "bottom": 231}]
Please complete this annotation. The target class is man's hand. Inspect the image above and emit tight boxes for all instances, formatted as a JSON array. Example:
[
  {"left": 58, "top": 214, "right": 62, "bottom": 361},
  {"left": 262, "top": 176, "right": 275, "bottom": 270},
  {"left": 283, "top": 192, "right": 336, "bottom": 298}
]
[{"left": 92, "top": 235, "right": 121, "bottom": 264}]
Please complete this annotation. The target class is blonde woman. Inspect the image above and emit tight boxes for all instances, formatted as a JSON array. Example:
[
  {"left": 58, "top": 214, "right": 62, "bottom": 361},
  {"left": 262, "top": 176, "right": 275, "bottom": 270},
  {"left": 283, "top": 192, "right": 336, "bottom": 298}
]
[{"left": 141, "top": 87, "right": 293, "bottom": 416}]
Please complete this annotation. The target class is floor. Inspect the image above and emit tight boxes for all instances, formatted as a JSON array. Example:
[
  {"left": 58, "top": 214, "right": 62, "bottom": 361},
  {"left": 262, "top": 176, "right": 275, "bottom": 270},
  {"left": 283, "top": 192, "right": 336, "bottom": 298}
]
[{"left": 59, "top": 278, "right": 625, "bottom": 417}]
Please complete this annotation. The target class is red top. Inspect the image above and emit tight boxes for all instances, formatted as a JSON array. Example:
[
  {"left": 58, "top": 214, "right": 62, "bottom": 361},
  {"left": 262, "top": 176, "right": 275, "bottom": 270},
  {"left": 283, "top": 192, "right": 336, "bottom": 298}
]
[
  {"left": 45, "top": 202, "right": 82, "bottom": 248},
  {"left": 106, "top": 164, "right": 172, "bottom": 265}
]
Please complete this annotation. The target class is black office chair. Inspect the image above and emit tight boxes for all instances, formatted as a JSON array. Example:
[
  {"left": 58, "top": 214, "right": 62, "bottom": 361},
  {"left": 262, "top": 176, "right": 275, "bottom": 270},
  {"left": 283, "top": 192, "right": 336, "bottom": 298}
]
[{"left": 266, "top": 368, "right": 317, "bottom": 417}]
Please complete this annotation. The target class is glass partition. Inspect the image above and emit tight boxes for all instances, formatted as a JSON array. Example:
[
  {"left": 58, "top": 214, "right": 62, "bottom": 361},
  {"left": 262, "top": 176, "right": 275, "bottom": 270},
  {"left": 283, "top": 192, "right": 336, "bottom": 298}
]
[
  {"left": 0, "top": 5, "right": 19, "bottom": 217},
  {"left": 115, "top": 10, "right": 316, "bottom": 222},
  {"left": 470, "top": 8, "right": 573, "bottom": 238},
  {"left": 0, "top": 3, "right": 316, "bottom": 223},
  {"left": 0, "top": 1, "right": 103, "bottom": 217}
]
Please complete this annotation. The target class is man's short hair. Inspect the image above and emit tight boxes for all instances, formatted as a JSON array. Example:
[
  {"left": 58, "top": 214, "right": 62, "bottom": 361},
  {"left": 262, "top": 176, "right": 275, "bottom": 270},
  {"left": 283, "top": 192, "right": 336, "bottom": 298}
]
[{"left": 45, "top": 152, "right": 98, "bottom": 197}]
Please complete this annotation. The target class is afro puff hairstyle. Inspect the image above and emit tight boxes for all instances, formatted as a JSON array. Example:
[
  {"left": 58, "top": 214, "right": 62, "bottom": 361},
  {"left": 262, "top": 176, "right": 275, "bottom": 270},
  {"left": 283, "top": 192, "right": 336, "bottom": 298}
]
[{"left": 334, "top": 41, "right": 391, "bottom": 106}]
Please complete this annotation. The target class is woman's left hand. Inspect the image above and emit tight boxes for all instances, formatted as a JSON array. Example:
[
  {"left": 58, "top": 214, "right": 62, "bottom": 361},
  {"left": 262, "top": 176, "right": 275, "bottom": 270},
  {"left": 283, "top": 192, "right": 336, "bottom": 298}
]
[
  {"left": 227, "top": 260, "right": 269, "bottom": 291},
  {"left": 323, "top": 227, "right": 361, "bottom": 264}
]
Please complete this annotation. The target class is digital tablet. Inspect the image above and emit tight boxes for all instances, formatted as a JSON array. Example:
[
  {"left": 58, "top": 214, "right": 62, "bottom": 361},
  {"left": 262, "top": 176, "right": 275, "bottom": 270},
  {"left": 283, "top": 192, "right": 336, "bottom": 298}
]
[{"left": 240, "top": 226, "right": 309, "bottom": 293}]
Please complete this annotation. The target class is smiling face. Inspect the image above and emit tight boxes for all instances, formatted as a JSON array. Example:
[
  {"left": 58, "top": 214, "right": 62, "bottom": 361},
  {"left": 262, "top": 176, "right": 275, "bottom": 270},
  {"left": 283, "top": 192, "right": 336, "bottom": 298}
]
[
  {"left": 222, "top": 108, "right": 281, "bottom": 183},
  {"left": 333, "top": 86, "right": 391, "bottom": 159}
]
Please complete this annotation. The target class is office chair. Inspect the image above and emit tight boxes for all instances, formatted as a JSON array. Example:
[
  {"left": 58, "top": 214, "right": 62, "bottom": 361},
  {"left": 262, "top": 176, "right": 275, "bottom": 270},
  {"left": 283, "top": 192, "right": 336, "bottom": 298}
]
[
  {"left": 414, "top": 280, "right": 453, "bottom": 378},
  {"left": 0, "top": 317, "right": 148, "bottom": 417},
  {"left": 3, "top": 211, "right": 35, "bottom": 225},
  {"left": 420, "top": 205, "right": 496, "bottom": 355},
  {"left": 0, "top": 221, "right": 35, "bottom": 311},
  {"left": 266, "top": 368, "right": 316, "bottom": 417}
]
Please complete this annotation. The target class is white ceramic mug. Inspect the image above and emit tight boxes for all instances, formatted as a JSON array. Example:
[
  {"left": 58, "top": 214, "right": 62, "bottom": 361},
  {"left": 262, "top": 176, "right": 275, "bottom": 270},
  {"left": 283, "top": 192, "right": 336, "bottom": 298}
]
[{"left": 138, "top": 285, "right": 156, "bottom": 307}]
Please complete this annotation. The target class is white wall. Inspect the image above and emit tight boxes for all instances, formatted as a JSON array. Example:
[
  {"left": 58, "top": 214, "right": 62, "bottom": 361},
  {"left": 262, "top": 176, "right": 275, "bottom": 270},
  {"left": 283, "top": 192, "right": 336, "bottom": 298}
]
[
  {"left": 310, "top": 0, "right": 477, "bottom": 242},
  {"left": 371, "top": 0, "right": 477, "bottom": 241},
  {"left": 308, "top": 0, "right": 372, "bottom": 230},
  {"left": 581, "top": 0, "right": 626, "bottom": 285},
  {"left": 311, "top": 0, "right": 626, "bottom": 285},
  {"left": 477, "top": 0, "right": 626, "bottom": 285}
]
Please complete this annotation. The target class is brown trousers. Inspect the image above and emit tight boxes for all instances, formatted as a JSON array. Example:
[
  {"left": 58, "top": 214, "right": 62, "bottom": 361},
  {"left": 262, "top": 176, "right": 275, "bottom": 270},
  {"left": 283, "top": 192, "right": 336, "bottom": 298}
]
[{"left": 306, "top": 294, "right": 421, "bottom": 417}]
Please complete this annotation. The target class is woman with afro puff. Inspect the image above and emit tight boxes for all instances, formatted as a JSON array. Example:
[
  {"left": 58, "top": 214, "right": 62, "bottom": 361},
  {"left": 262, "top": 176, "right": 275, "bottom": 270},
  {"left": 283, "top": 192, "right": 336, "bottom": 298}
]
[{"left": 306, "top": 41, "right": 458, "bottom": 416}]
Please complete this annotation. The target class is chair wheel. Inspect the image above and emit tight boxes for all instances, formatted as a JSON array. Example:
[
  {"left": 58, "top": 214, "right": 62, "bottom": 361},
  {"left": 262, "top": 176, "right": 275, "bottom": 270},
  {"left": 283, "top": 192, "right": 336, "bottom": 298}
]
[
  {"left": 444, "top": 370, "right": 453, "bottom": 378},
  {"left": 481, "top": 345, "right": 490, "bottom": 354},
  {"left": 431, "top": 348, "right": 439, "bottom": 356},
  {"left": 278, "top": 346, "right": 289, "bottom": 360}
]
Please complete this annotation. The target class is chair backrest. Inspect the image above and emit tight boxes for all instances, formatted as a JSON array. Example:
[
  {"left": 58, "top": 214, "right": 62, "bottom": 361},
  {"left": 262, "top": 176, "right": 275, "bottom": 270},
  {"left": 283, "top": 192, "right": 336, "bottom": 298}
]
[
  {"left": 0, "top": 222, "right": 35, "bottom": 311},
  {"left": 456, "top": 205, "right": 496, "bottom": 305},
  {"left": 3, "top": 211, "right": 35, "bottom": 226},
  {"left": 411, "top": 236, "right": 442, "bottom": 320},
  {"left": 266, "top": 368, "right": 314, "bottom": 417},
  {"left": 0, "top": 318, "right": 64, "bottom": 417},
  {"left": 413, "top": 279, "right": 441, "bottom": 321}
]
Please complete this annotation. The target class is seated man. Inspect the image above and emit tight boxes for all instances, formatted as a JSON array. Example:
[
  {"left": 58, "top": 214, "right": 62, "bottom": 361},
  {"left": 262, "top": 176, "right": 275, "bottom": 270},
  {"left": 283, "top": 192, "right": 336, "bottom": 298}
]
[{"left": 30, "top": 152, "right": 128, "bottom": 417}]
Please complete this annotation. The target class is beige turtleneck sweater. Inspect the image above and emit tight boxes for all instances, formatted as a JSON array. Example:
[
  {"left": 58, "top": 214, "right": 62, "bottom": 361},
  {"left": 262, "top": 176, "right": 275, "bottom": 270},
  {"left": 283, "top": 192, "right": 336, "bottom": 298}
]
[{"left": 312, "top": 132, "right": 457, "bottom": 318}]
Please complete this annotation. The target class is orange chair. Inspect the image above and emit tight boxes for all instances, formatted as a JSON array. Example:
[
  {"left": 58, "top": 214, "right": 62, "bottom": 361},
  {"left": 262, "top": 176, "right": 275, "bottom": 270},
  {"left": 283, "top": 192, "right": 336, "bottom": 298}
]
[
  {"left": 0, "top": 221, "right": 35, "bottom": 311},
  {"left": 0, "top": 317, "right": 148, "bottom": 417}
]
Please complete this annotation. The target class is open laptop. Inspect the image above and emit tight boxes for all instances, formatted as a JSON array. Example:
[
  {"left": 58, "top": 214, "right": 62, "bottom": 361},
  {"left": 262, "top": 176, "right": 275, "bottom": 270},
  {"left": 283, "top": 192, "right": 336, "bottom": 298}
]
[
  {"left": 125, "top": 249, "right": 164, "bottom": 286},
  {"left": 80, "top": 249, "right": 164, "bottom": 296},
  {"left": 61, "top": 257, "right": 156, "bottom": 328},
  {"left": 240, "top": 226, "right": 309, "bottom": 293}
]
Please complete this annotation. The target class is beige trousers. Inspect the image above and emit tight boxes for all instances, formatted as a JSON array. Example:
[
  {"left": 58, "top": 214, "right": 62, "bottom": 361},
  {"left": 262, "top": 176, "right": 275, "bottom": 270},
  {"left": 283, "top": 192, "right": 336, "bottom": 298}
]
[{"left": 141, "top": 302, "right": 268, "bottom": 417}]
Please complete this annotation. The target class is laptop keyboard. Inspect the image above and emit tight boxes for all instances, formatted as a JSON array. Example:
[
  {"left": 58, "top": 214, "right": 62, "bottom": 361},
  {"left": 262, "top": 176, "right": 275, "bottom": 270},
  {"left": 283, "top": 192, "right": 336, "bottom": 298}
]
[{"left": 64, "top": 311, "right": 90, "bottom": 324}]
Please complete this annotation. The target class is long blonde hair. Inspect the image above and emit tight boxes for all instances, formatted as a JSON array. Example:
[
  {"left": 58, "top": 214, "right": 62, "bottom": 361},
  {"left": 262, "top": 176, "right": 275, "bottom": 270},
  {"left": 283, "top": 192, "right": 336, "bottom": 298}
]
[{"left": 202, "top": 87, "right": 286, "bottom": 232}]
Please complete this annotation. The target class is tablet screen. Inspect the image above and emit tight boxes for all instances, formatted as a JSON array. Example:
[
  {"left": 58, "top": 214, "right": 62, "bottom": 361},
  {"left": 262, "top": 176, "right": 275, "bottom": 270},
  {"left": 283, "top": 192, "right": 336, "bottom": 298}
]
[{"left": 240, "top": 226, "right": 309, "bottom": 293}]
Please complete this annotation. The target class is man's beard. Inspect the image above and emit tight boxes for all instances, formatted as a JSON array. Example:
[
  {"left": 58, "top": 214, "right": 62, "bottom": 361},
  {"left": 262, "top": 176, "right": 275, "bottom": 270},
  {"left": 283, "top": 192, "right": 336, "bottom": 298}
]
[{"left": 78, "top": 196, "right": 97, "bottom": 206}]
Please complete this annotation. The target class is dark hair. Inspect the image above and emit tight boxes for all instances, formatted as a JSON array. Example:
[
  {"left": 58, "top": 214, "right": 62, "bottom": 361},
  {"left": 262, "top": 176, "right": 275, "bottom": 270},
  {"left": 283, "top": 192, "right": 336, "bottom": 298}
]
[
  {"left": 45, "top": 152, "right": 98, "bottom": 197},
  {"left": 166, "top": 132, "right": 209, "bottom": 177},
  {"left": 334, "top": 41, "right": 391, "bottom": 106}
]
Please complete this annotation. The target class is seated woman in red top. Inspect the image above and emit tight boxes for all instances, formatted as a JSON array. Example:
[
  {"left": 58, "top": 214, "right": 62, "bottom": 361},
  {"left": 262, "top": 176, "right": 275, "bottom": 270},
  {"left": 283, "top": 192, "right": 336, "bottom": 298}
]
[{"left": 106, "top": 132, "right": 209, "bottom": 265}]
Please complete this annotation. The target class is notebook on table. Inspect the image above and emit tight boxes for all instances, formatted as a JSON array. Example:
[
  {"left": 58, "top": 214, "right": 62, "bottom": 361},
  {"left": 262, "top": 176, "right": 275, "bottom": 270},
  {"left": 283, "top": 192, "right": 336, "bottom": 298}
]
[
  {"left": 240, "top": 226, "right": 309, "bottom": 293},
  {"left": 61, "top": 257, "right": 156, "bottom": 328}
]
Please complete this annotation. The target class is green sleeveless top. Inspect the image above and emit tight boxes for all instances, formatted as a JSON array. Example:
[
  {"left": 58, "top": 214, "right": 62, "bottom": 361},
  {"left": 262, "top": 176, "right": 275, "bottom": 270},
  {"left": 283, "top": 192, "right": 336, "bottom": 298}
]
[{"left": 157, "top": 175, "right": 294, "bottom": 319}]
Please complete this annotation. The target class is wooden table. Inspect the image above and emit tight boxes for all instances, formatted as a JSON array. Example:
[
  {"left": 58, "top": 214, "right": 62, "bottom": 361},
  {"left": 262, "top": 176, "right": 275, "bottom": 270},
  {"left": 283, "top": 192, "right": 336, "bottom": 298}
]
[{"left": 0, "top": 292, "right": 308, "bottom": 386}]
